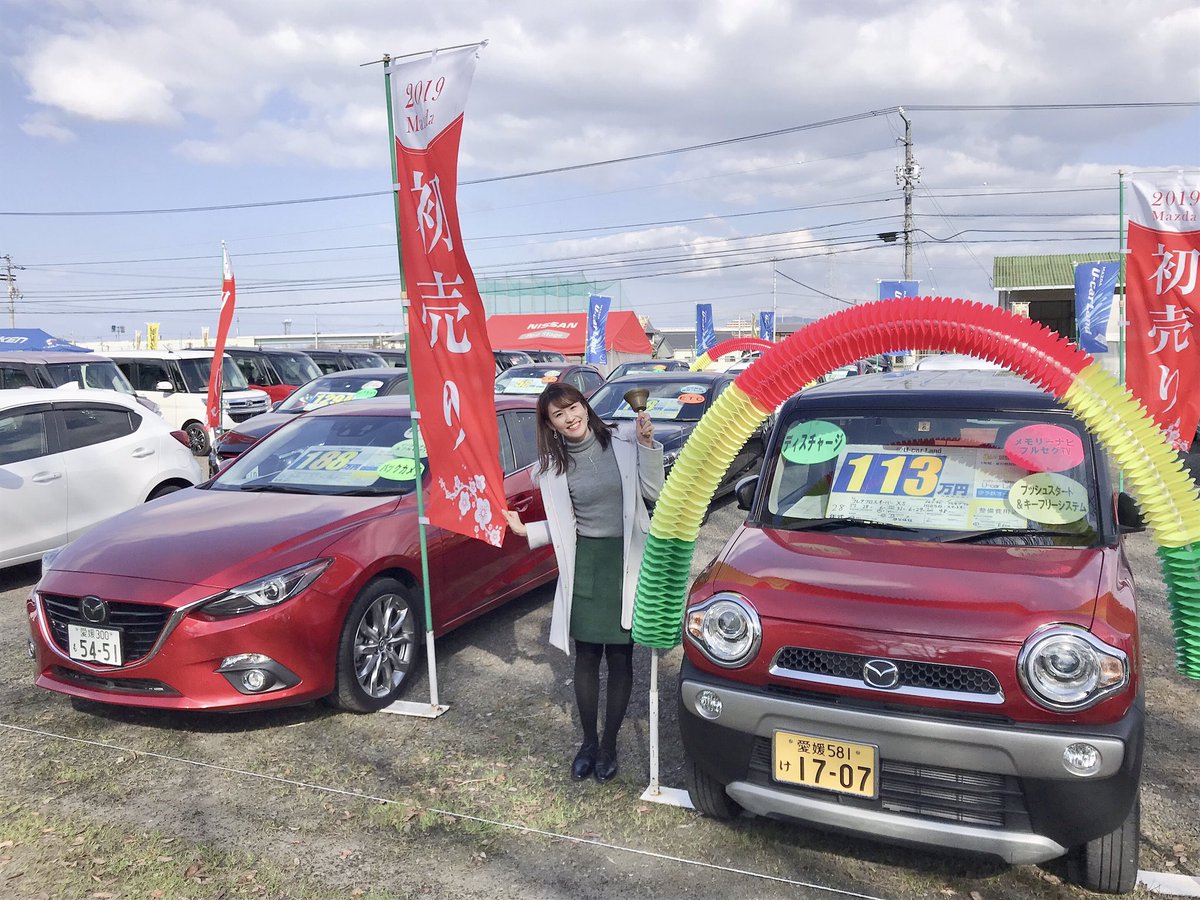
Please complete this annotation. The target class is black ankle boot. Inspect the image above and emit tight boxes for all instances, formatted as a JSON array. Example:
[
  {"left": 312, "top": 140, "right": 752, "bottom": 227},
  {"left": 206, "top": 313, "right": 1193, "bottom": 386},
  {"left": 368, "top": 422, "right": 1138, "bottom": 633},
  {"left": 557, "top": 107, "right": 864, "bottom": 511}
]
[
  {"left": 571, "top": 741, "right": 597, "bottom": 781},
  {"left": 594, "top": 747, "right": 618, "bottom": 783}
]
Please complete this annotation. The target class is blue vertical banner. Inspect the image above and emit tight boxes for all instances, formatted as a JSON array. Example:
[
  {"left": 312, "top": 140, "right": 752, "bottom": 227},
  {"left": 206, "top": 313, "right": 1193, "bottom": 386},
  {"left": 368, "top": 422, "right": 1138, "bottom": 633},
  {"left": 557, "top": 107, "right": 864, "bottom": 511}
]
[
  {"left": 878, "top": 279, "right": 920, "bottom": 300},
  {"left": 695, "top": 303, "right": 716, "bottom": 354},
  {"left": 1074, "top": 261, "right": 1120, "bottom": 353},
  {"left": 757, "top": 310, "right": 775, "bottom": 342},
  {"left": 585, "top": 294, "right": 611, "bottom": 364}
]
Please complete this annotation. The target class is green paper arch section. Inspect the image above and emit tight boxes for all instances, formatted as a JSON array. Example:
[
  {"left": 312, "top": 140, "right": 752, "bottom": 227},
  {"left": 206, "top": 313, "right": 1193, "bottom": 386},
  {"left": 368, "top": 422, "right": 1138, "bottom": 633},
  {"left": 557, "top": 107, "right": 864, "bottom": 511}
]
[{"left": 632, "top": 296, "right": 1200, "bottom": 679}]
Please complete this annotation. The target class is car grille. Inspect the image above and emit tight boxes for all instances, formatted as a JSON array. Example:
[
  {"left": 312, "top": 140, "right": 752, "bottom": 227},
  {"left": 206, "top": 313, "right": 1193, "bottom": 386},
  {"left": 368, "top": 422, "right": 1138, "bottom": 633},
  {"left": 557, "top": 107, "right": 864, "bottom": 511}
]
[
  {"left": 773, "top": 646, "right": 1002, "bottom": 697},
  {"left": 40, "top": 593, "right": 172, "bottom": 664},
  {"left": 748, "top": 737, "right": 1030, "bottom": 830},
  {"left": 226, "top": 396, "right": 269, "bottom": 422},
  {"left": 51, "top": 666, "right": 178, "bottom": 696}
]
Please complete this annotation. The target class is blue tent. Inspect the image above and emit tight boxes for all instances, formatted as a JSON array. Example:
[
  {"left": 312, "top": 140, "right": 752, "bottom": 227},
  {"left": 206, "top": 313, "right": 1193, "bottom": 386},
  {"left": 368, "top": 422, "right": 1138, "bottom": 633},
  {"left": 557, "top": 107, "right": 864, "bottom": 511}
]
[{"left": 0, "top": 328, "right": 92, "bottom": 352}]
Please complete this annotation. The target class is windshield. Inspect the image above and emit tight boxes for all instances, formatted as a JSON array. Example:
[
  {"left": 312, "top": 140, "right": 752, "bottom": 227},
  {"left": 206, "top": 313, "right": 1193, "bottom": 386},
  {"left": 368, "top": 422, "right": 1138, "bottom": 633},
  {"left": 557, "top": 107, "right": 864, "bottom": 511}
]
[
  {"left": 177, "top": 356, "right": 250, "bottom": 392},
  {"left": 278, "top": 373, "right": 406, "bottom": 413},
  {"left": 588, "top": 379, "right": 714, "bottom": 422},
  {"left": 760, "top": 409, "right": 1102, "bottom": 545},
  {"left": 45, "top": 360, "right": 136, "bottom": 396},
  {"left": 495, "top": 365, "right": 560, "bottom": 395},
  {"left": 212, "top": 412, "right": 425, "bottom": 496}
]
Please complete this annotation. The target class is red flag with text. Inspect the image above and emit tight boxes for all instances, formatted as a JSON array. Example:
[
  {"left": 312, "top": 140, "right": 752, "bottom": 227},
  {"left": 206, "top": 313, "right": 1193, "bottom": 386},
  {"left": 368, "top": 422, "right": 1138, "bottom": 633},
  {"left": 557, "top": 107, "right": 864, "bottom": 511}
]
[
  {"left": 1125, "top": 176, "right": 1200, "bottom": 451},
  {"left": 205, "top": 245, "right": 237, "bottom": 431},
  {"left": 388, "top": 44, "right": 505, "bottom": 546}
]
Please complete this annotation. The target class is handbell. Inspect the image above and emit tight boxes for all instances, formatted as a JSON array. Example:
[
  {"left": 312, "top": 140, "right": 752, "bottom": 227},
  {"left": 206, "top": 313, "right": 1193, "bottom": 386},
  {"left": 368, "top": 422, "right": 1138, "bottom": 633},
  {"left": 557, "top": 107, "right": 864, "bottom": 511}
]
[{"left": 623, "top": 387, "right": 650, "bottom": 412}]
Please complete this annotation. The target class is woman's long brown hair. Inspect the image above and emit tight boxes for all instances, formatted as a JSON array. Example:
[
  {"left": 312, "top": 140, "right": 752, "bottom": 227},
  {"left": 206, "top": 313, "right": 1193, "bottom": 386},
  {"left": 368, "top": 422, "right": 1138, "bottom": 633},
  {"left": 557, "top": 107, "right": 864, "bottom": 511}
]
[{"left": 535, "top": 382, "right": 612, "bottom": 476}]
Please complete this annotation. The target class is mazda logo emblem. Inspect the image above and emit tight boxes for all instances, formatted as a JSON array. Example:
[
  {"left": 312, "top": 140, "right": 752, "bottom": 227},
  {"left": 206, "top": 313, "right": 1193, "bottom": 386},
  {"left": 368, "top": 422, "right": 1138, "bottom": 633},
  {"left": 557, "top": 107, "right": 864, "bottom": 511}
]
[
  {"left": 863, "top": 659, "right": 900, "bottom": 689},
  {"left": 80, "top": 596, "right": 109, "bottom": 625}
]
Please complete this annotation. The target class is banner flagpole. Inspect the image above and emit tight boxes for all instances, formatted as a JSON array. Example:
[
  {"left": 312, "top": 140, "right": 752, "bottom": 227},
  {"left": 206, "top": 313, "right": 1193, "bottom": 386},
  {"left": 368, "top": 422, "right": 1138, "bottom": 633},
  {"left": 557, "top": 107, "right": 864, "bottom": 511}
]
[{"left": 381, "top": 53, "right": 446, "bottom": 719}]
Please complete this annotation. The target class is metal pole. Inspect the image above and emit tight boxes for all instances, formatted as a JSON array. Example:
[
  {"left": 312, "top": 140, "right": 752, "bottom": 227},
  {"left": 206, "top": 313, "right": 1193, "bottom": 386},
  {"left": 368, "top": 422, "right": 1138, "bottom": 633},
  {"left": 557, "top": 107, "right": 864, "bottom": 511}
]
[{"left": 383, "top": 53, "right": 445, "bottom": 717}]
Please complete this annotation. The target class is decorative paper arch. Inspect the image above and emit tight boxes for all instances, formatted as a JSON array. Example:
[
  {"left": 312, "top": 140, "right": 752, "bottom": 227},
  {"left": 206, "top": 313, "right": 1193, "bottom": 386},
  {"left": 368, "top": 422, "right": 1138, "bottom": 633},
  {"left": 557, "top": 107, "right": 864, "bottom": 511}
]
[
  {"left": 632, "top": 296, "right": 1200, "bottom": 679},
  {"left": 689, "top": 337, "right": 774, "bottom": 371}
]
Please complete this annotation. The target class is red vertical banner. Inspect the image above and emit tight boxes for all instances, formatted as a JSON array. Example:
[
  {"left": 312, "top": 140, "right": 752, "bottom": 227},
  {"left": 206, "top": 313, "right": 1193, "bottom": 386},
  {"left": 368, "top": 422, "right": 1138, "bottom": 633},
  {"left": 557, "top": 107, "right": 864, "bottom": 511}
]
[
  {"left": 205, "top": 244, "right": 237, "bottom": 431},
  {"left": 1125, "top": 176, "right": 1200, "bottom": 450},
  {"left": 388, "top": 44, "right": 505, "bottom": 546}
]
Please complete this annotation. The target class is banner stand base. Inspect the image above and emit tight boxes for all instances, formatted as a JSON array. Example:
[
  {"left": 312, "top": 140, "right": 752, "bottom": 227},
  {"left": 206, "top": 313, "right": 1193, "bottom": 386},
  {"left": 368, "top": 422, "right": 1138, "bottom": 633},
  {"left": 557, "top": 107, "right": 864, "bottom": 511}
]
[
  {"left": 382, "top": 700, "right": 449, "bottom": 719},
  {"left": 639, "top": 784, "right": 693, "bottom": 809}
]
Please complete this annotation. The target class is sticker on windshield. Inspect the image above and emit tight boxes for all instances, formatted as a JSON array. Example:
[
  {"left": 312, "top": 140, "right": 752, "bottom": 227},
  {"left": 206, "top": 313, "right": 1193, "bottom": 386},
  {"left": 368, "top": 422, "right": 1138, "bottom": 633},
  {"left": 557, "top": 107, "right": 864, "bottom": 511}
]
[
  {"left": 354, "top": 388, "right": 378, "bottom": 399},
  {"left": 1004, "top": 424, "right": 1084, "bottom": 473},
  {"left": 678, "top": 393, "right": 705, "bottom": 404},
  {"left": 390, "top": 436, "right": 426, "bottom": 458},
  {"left": 825, "top": 443, "right": 1029, "bottom": 531},
  {"left": 1008, "top": 472, "right": 1089, "bottom": 524},
  {"left": 377, "top": 458, "right": 425, "bottom": 481},
  {"left": 614, "top": 397, "right": 683, "bottom": 419},
  {"left": 679, "top": 384, "right": 706, "bottom": 394},
  {"left": 362, "top": 380, "right": 384, "bottom": 390},
  {"left": 503, "top": 377, "right": 548, "bottom": 394},
  {"left": 781, "top": 421, "right": 846, "bottom": 463},
  {"left": 302, "top": 391, "right": 357, "bottom": 411},
  {"left": 275, "top": 445, "right": 396, "bottom": 486}
]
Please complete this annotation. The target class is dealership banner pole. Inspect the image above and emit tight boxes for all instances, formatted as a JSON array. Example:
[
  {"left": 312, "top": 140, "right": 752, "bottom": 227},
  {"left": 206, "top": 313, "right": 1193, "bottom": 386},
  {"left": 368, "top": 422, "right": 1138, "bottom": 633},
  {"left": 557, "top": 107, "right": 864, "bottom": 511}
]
[
  {"left": 379, "top": 52, "right": 446, "bottom": 719},
  {"left": 640, "top": 649, "right": 693, "bottom": 808}
]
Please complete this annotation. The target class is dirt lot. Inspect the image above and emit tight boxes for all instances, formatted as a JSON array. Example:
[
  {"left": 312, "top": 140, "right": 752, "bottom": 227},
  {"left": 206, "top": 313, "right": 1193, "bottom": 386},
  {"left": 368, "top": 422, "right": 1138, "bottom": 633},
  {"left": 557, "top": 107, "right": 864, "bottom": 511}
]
[{"left": 1, "top": 497, "right": 1197, "bottom": 899}]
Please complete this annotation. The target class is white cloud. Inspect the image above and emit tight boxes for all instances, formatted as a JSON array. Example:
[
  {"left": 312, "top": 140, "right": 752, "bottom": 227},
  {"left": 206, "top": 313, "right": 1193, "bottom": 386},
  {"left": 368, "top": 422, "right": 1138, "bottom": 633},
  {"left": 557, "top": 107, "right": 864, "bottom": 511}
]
[{"left": 19, "top": 111, "right": 75, "bottom": 142}]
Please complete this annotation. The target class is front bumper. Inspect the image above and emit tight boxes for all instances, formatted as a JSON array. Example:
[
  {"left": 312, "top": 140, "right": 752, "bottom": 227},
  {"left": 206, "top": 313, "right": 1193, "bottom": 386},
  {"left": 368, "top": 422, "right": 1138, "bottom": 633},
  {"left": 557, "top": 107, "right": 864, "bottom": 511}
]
[
  {"left": 27, "top": 575, "right": 342, "bottom": 711},
  {"left": 679, "top": 661, "right": 1143, "bottom": 864}
]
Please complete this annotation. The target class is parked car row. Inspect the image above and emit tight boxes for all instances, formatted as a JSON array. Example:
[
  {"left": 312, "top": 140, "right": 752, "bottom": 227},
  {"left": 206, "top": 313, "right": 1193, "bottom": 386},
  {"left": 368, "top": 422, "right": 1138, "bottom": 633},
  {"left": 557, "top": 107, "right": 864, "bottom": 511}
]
[
  {"left": 214, "top": 368, "right": 410, "bottom": 461},
  {"left": 1, "top": 389, "right": 204, "bottom": 570}
]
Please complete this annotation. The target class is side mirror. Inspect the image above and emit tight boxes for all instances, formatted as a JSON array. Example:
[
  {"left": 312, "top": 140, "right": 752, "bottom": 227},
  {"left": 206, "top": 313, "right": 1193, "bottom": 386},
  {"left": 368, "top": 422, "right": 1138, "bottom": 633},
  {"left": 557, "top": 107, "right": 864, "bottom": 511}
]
[
  {"left": 155, "top": 380, "right": 175, "bottom": 394},
  {"left": 735, "top": 474, "right": 759, "bottom": 511},
  {"left": 1117, "top": 491, "right": 1146, "bottom": 534}
]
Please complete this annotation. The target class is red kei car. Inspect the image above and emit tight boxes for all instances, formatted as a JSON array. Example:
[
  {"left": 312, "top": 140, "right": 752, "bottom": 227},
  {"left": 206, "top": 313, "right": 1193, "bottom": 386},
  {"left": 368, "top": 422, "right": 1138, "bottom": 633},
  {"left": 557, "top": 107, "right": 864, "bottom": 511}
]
[
  {"left": 27, "top": 395, "right": 555, "bottom": 713},
  {"left": 679, "top": 369, "right": 1147, "bottom": 894}
]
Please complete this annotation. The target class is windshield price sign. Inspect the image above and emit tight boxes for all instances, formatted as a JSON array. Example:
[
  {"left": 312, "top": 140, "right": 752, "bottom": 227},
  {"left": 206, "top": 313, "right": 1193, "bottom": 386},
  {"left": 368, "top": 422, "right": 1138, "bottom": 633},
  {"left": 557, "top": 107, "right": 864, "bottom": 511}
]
[
  {"left": 277, "top": 445, "right": 397, "bottom": 486},
  {"left": 826, "top": 444, "right": 1028, "bottom": 531}
]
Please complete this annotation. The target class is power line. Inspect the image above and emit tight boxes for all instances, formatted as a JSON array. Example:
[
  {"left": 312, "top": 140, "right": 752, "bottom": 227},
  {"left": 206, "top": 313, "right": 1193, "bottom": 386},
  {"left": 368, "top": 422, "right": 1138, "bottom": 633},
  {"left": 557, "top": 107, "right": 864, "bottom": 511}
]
[{"left": 4, "top": 102, "right": 1191, "bottom": 218}]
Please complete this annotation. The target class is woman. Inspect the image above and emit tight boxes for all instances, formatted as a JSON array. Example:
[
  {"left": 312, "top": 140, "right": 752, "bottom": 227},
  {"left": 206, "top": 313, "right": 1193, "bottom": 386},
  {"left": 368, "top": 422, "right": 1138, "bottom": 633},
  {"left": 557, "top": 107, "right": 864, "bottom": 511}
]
[{"left": 503, "top": 382, "right": 664, "bottom": 783}]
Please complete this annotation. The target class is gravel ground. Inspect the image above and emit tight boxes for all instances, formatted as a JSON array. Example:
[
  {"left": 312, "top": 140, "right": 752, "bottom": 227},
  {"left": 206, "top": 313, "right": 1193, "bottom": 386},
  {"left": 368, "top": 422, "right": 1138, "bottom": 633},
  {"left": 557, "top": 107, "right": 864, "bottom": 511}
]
[{"left": 0, "top": 495, "right": 1196, "bottom": 899}]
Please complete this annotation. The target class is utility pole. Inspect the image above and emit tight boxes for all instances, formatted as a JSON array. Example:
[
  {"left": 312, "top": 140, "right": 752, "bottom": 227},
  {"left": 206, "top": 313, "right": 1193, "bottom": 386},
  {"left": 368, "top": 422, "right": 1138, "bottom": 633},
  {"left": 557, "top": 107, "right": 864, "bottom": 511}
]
[
  {"left": 895, "top": 108, "right": 921, "bottom": 280},
  {"left": 3, "top": 254, "right": 23, "bottom": 328}
]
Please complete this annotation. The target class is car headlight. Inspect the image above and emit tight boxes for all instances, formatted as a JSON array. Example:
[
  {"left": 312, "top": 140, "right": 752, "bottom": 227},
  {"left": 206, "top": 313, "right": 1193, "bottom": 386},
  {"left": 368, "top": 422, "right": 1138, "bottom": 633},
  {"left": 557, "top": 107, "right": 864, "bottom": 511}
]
[
  {"left": 199, "top": 559, "right": 332, "bottom": 617},
  {"left": 684, "top": 593, "right": 761, "bottom": 668},
  {"left": 1018, "top": 625, "right": 1128, "bottom": 711}
]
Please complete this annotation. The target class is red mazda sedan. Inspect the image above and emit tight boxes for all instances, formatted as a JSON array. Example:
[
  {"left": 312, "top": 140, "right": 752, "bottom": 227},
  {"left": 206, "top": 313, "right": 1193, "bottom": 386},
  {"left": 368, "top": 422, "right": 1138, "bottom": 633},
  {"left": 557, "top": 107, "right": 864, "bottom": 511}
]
[{"left": 27, "top": 395, "right": 555, "bottom": 713}]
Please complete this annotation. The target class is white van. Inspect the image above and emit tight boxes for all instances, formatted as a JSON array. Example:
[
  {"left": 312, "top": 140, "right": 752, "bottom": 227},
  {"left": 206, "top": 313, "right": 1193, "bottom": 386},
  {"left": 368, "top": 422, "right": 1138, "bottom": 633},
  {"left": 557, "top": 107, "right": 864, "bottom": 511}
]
[{"left": 109, "top": 350, "right": 270, "bottom": 454}]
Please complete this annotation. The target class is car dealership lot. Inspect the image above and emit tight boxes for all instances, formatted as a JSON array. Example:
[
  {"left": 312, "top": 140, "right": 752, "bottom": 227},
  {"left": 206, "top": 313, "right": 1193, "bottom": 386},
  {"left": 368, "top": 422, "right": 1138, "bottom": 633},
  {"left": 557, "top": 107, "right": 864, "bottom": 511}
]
[{"left": 0, "top": 501, "right": 1196, "bottom": 898}]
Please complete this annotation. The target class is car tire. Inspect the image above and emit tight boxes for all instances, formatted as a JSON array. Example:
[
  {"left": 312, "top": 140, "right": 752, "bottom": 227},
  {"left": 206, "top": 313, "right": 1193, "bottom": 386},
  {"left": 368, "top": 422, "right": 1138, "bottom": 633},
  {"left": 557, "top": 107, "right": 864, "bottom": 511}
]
[
  {"left": 184, "top": 422, "right": 210, "bottom": 456},
  {"left": 147, "top": 483, "right": 184, "bottom": 502},
  {"left": 1067, "top": 796, "right": 1139, "bottom": 894},
  {"left": 684, "top": 753, "right": 741, "bottom": 819},
  {"left": 329, "top": 578, "right": 422, "bottom": 713}
]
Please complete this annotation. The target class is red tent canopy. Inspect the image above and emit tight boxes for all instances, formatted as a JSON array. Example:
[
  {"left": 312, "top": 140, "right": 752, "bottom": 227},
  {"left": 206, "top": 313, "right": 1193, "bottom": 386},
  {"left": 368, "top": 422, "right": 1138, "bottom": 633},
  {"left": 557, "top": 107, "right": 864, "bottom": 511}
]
[{"left": 485, "top": 311, "right": 652, "bottom": 355}]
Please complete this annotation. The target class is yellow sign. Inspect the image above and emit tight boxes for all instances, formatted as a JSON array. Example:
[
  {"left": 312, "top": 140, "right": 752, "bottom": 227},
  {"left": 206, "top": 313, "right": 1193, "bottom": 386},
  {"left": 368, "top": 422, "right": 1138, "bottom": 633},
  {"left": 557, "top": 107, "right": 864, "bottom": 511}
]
[{"left": 147, "top": 323, "right": 160, "bottom": 349}]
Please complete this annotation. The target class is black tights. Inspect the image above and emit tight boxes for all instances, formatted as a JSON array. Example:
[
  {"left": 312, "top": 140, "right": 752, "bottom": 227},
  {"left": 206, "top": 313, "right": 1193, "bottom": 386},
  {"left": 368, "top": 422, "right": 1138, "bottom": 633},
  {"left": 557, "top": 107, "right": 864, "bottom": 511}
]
[{"left": 573, "top": 640, "right": 633, "bottom": 752}]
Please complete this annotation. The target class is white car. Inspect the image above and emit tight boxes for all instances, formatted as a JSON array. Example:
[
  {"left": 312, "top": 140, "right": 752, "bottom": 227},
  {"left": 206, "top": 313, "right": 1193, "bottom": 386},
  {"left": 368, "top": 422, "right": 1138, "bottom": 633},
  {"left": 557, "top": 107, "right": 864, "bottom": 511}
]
[
  {"left": 108, "top": 349, "right": 271, "bottom": 455},
  {"left": 0, "top": 388, "right": 204, "bottom": 569}
]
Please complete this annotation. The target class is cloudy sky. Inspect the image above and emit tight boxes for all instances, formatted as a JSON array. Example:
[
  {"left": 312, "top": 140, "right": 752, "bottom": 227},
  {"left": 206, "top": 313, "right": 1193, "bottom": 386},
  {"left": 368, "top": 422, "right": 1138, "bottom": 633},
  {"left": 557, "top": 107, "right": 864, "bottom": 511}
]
[{"left": 2, "top": 0, "right": 1197, "bottom": 346}]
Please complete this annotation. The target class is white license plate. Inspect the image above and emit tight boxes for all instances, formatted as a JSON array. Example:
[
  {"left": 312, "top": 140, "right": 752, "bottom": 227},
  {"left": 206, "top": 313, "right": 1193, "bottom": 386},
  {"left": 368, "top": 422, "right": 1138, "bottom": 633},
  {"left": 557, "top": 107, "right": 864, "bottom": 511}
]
[{"left": 67, "top": 623, "right": 123, "bottom": 666}]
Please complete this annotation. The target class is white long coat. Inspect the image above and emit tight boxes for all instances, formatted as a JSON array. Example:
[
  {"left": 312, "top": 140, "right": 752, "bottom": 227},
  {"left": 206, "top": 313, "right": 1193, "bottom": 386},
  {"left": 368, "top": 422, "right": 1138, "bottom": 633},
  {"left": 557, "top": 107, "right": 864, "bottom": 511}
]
[{"left": 524, "top": 425, "right": 664, "bottom": 653}]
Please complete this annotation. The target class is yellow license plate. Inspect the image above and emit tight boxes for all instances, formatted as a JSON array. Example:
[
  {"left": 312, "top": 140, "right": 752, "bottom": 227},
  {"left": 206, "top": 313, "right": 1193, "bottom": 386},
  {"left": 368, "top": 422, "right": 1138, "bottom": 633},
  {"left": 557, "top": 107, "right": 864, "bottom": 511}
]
[{"left": 772, "top": 731, "right": 878, "bottom": 798}]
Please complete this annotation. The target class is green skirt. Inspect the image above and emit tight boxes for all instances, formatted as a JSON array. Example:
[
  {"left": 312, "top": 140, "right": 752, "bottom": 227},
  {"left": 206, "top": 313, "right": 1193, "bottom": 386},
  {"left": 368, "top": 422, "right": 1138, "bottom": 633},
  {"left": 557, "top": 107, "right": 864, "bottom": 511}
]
[{"left": 570, "top": 535, "right": 630, "bottom": 645}]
